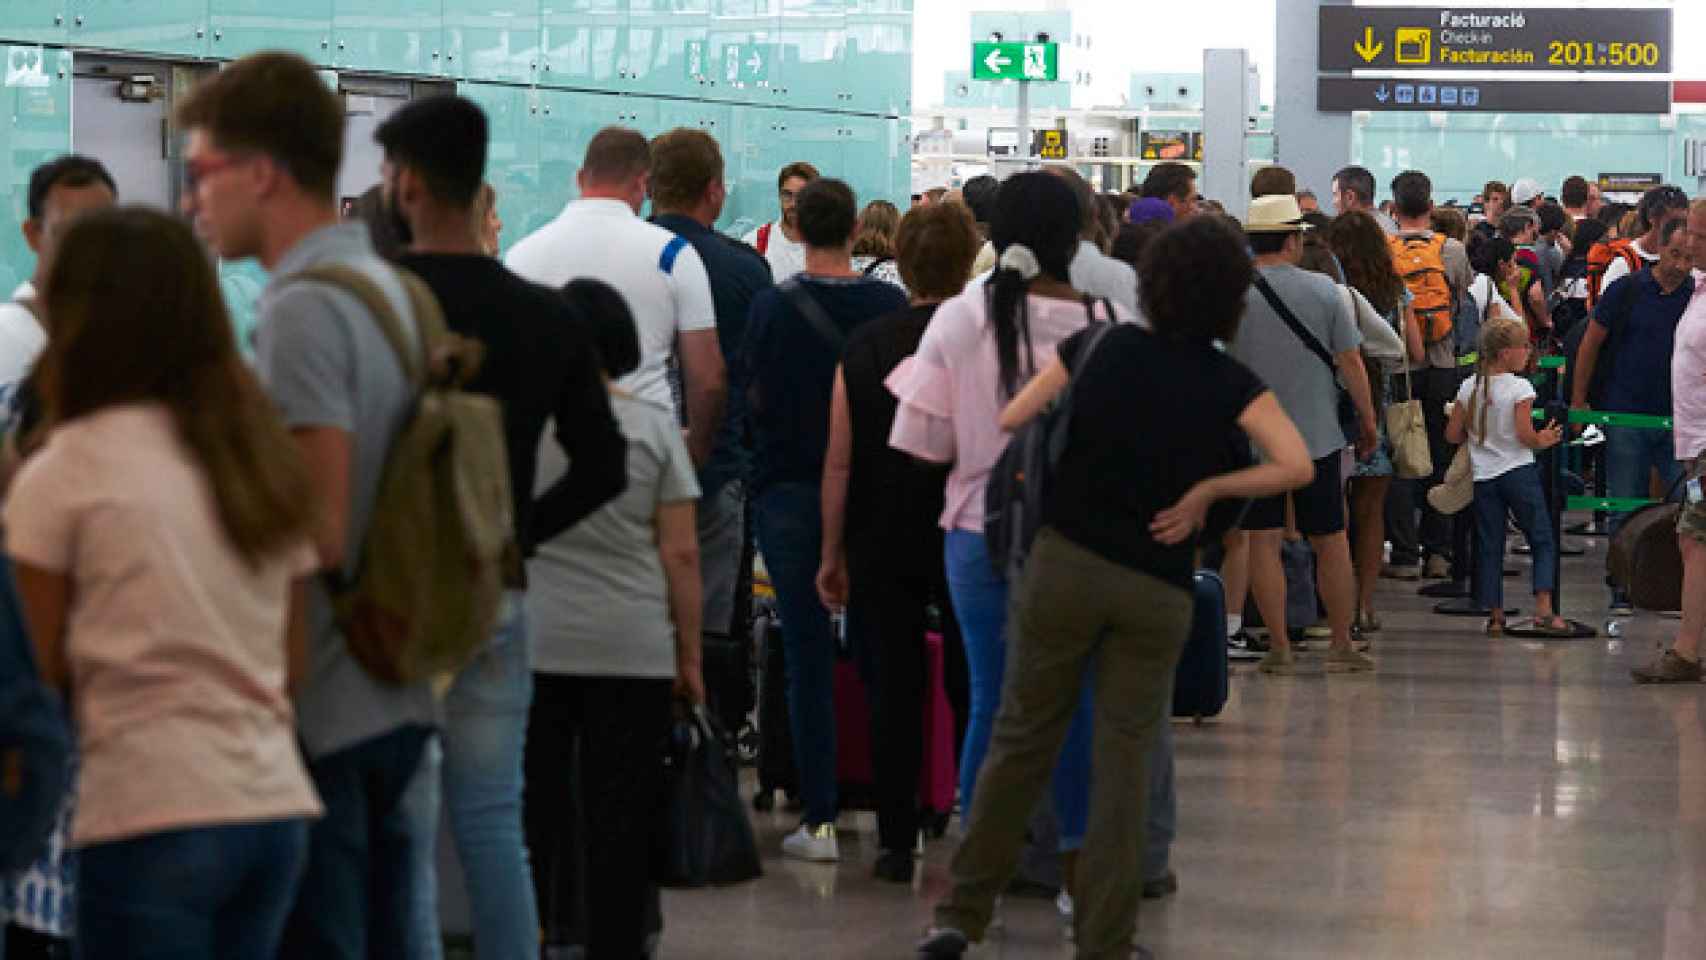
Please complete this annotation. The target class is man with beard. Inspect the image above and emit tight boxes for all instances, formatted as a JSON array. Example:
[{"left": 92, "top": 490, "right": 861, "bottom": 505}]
[{"left": 742, "top": 161, "right": 819, "bottom": 281}]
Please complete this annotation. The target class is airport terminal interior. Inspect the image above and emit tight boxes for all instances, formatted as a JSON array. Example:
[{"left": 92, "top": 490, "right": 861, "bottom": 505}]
[{"left": 6, "top": 2, "right": 1706, "bottom": 959}]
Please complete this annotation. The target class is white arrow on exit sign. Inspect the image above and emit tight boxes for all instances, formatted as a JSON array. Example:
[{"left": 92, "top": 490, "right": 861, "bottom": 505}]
[{"left": 984, "top": 48, "right": 1012, "bottom": 75}]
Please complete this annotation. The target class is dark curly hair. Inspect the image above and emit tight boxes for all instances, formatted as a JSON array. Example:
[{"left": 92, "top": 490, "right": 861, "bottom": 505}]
[
  {"left": 1139, "top": 216, "right": 1254, "bottom": 343},
  {"left": 1327, "top": 210, "right": 1406, "bottom": 317}
]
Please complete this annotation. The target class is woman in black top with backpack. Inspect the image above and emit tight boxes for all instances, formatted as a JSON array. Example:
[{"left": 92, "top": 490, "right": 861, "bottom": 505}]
[
  {"left": 817, "top": 201, "right": 979, "bottom": 882},
  {"left": 918, "top": 216, "right": 1314, "bottom": 959}
]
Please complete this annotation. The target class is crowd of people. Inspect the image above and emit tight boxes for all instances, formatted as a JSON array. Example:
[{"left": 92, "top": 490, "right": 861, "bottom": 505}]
[{"left": 4, "top": 47, "right": 1706, "bottom": 960}]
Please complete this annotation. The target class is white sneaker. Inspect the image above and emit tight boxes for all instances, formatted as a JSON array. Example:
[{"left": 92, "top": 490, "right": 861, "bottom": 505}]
[
  {"left": 781, "top": 823, "right": 840, "bottom": 862},
  {"left": 1056, "top": 890, "right": 1074, "bottom": 941}
]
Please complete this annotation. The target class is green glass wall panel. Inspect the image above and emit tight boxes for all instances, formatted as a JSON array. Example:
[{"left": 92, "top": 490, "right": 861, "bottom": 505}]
[
  {"left": 462, "top": 81, "right": 537, "bottom": 255},
  {"left": 1352, "top": 113, "right": 1682, "bottom": 205},
  {"left": 218, "top": 258, "right": 268, "bottom": 356},
  {"left": 778, "top": 0, "right": 841, "bottom": 110},
  {"left": 73, "top": 0, "right": 208, "bottom": 59},
  {"left": 208, "top": 0, "right": 333, "bottom": 62},
  {"left": 0, "top": 5, "right": 69, "bottom": 46},
  {"left": 540, "top": 0, "right": 621, "bottom": 91},
  {"left": 448, "top": 0, "right": 539, "bottom": 83},
  {"left": 628, "top": 0, "right": 710, "bottom": 98},
  {"left": 334, "top": 0, "right": 442, "bottom": 75},
  {"left": 0, "top": 47, "right": 71, "bottom": 298},
  {"left": 844, "top": 0, "right": 906, "bottom": 115}
]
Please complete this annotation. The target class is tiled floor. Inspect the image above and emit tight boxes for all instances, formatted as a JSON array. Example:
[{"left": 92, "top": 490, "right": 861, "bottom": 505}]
[{"left": 658, "top": 532, "right": 1706, "bottom": 959}]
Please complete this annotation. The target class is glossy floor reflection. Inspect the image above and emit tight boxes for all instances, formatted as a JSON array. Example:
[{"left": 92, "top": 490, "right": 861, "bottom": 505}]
[{"left": 659, "top": 534, "right": 1706, "bottom": 959}]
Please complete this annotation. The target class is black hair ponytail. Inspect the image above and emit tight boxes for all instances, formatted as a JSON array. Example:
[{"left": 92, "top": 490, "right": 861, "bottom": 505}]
[{"left": 985, "top": 172, "right": 1083, "bottom": 400}]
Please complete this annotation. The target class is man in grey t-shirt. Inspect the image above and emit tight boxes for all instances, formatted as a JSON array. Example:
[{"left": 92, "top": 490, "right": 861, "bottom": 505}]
[
  {"left": 1229, "top": 195, "right": 1378, "bottom": 676},
  {"left": 179, "top": 52, "right": 437, "bottom": 958}
]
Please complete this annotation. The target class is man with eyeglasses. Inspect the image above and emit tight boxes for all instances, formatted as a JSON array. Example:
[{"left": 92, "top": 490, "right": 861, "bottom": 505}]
[{"left": 743, "top": 161, "right": 819, "bottom": 281}]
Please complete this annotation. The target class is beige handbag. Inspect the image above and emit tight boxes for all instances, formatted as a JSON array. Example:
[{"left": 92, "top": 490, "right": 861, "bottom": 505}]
[
  {"left": 1427, "top": 445, "right": 1474, "bottom": 516},
  {"left": 1385, "top": 329, "right": 1433, "bottom": 479}
]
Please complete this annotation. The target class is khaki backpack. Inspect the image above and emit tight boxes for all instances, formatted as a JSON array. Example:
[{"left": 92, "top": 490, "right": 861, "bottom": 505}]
[
  {"left": 1388, "top": 233, "right": 1454, "bottom": 344},
  {"left": 288, "top": 264, "right": 515, "bottom": 687}
]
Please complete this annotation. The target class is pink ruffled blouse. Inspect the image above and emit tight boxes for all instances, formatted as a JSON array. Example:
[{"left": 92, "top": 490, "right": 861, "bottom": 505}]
[{"left": 886, "top": 287, "right": 1131, "bottom": 532}]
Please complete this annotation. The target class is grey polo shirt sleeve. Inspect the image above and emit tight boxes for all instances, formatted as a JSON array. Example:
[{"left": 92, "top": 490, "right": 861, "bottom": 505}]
[
  {"left": 255, "top": 283, "right": 356, "bottom": 432},
  {"left": 1328, "top": 279, "right": 1364, "bottom": 354}
]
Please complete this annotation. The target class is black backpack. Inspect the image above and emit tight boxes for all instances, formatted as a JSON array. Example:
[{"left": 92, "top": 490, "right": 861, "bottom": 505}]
[
  {"left": 1550, "top": 257, "right": 1591, "bottom": 340},
  {"left": 0, "top": 557, "right": 72, "bottom": 871},
  {"left": 984, "top": 308, "right": 1113, "bottom": 580}
]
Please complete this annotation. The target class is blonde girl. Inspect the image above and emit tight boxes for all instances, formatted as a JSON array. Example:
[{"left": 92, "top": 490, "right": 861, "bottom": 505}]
[{"left": 1445, "top": 317, "right": 1567, "bottom": 635}]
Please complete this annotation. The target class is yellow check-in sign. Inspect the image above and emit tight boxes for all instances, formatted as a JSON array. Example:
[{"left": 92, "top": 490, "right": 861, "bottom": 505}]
[{"left": 1395, "top": 27, "right": 1431, "bottom": 64}]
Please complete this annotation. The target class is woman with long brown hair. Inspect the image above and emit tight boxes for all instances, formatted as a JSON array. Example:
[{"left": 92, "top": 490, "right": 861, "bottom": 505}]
[
  {"left": 1328, "top": 210, "right": 1425, "bottom": 642},
  {"left": 5, "top": 207, "right": 320, "bottom": 958},
  {"left": 852, "top": 199, "right": 905, "bottom": 289}
]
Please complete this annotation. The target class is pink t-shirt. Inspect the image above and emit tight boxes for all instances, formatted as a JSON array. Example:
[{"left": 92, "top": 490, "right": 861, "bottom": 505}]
[
  {"left": 887, "top": 288, "right": 1130, "bottom": 532},
  {"left": 4, "top": 404, "right": 322, "bottom": 845},
  {"left": 1673, "top": 273, "right": 1706, "bottom": 461}
]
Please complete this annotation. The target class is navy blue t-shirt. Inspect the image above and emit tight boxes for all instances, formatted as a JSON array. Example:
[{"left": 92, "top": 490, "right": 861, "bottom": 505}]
[
  {"left": 652, "top": 214, "right": 773, "bottom": 495},
  {"left": 1593, "top": 269, "right": 1694, "bottom": 416},
  {"left": 742, "top": 275, "right": 908, "bottom": 494}
]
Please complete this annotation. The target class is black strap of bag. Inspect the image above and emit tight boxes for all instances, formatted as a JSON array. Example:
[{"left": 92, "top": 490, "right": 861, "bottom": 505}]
[
  {"left": 781, "top": 278, "right": 846, "bottom": 354},
  {"left": 1254, "top": 275, "right": 1357, "bottom": 442}
]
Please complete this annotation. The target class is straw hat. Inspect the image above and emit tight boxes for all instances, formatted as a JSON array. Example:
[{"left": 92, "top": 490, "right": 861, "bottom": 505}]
[{"left": 1243, "top": 194, "right": 1312, "bottom": 233}]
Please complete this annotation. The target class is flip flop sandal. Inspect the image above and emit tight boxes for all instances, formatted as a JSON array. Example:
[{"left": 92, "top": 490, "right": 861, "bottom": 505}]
[
  {"left": 1485, "top": 619, "right": 1504, "bottom": 637},
  {"left": 1524, "top": 618, "right": 1576, "bottom": 638}
]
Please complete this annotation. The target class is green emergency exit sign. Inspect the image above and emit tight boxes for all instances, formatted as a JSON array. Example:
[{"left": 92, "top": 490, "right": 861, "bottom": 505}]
[{"left": 971, "top": 41, "right": 1059, "bottom": 82}]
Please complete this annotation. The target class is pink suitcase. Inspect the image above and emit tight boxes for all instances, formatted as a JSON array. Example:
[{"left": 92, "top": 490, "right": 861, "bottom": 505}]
[
  {"left": 919, "top": 631, "right": 958, "bottom": 825},
  {"left": 832, "top": 633, "right": 959, "bottom": 825}
]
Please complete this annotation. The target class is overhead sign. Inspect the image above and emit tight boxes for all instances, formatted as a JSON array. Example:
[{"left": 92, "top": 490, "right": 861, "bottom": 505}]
[
  {"left": 1035, "top": 129, "right": 1068, "bottom": 160},
  {"left": 1317, "top": 77, "right": 1671, "bottom": 114},
  {"left": 971, "top": 41, "right": 1059, "bottom": 82},
  {"left": 685, "top": 40, "right": 705, "bottom": 81},
  {"left": 1318, "top": 7, "right": 1671, "bottom": 73},
  {"left": 1140, "top": 131, "right": 1193, "bottom": 161}
]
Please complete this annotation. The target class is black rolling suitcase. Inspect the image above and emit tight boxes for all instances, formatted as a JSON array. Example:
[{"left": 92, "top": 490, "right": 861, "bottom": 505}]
[
  {"left": 752, "top": 605, "right": 798, "bottom": 811},
  {"left": 1173, "top": 570, "right": 1230, "bottom": 722}
]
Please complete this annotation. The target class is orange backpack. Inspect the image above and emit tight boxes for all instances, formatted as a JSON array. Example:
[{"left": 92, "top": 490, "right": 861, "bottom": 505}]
[
  {"left": 1387, "top": 233, "right": 1453, "bottom": 343},
  {"left": 1585, "top": 238, "right": 1644, "bottom": 307}
]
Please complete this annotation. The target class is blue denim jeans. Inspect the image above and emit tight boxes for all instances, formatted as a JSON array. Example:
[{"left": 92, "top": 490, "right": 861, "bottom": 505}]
[
  {"left": 754, "top": 481, "right": 839, "bottom": 827},
  {"left": 944, "top": 530, "right": 1093, "bottom": 851},
  {"left": 280, "top": 724, "right": 433, "bottom": 960},
  {"left": 1606, "top": 426, "right": 1685, "bottom": 537},
  {"left": 440, "top": 593, "right": 538, "bottom": 960},
  {"left": 402, "top": 736, "right": 443, "bottom": 960},
  {"left": 77, "top": 819, "right": 308, "bottom": 960},
  {"left": 1473, "top": 464, "right": 1557, "bottom": 611}
]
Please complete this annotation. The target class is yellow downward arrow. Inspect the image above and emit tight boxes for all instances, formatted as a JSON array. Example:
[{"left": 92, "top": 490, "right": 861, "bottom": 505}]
[{"left": 1355, "top": 27, "right": 1384, "bottom": 63}]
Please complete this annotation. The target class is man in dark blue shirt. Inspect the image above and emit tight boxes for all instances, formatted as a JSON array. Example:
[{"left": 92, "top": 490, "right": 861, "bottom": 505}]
[
  {"left": 742, "top": 178, "right": 908, "bottom": 863},
  {"left": 648, "top": 128, "right": 773, "bottom": 734},
  {"left": 1571, "top": 216, "right": 1696, "bottom": 612}
]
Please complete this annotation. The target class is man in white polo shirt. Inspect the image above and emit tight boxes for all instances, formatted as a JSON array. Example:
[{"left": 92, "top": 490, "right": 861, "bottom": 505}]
[
  {"left": 741, "top": 160, "right": 818, "bottom": 282},
  {"left": 507, "top": 127, "right": 726, "bottom": 465}
]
